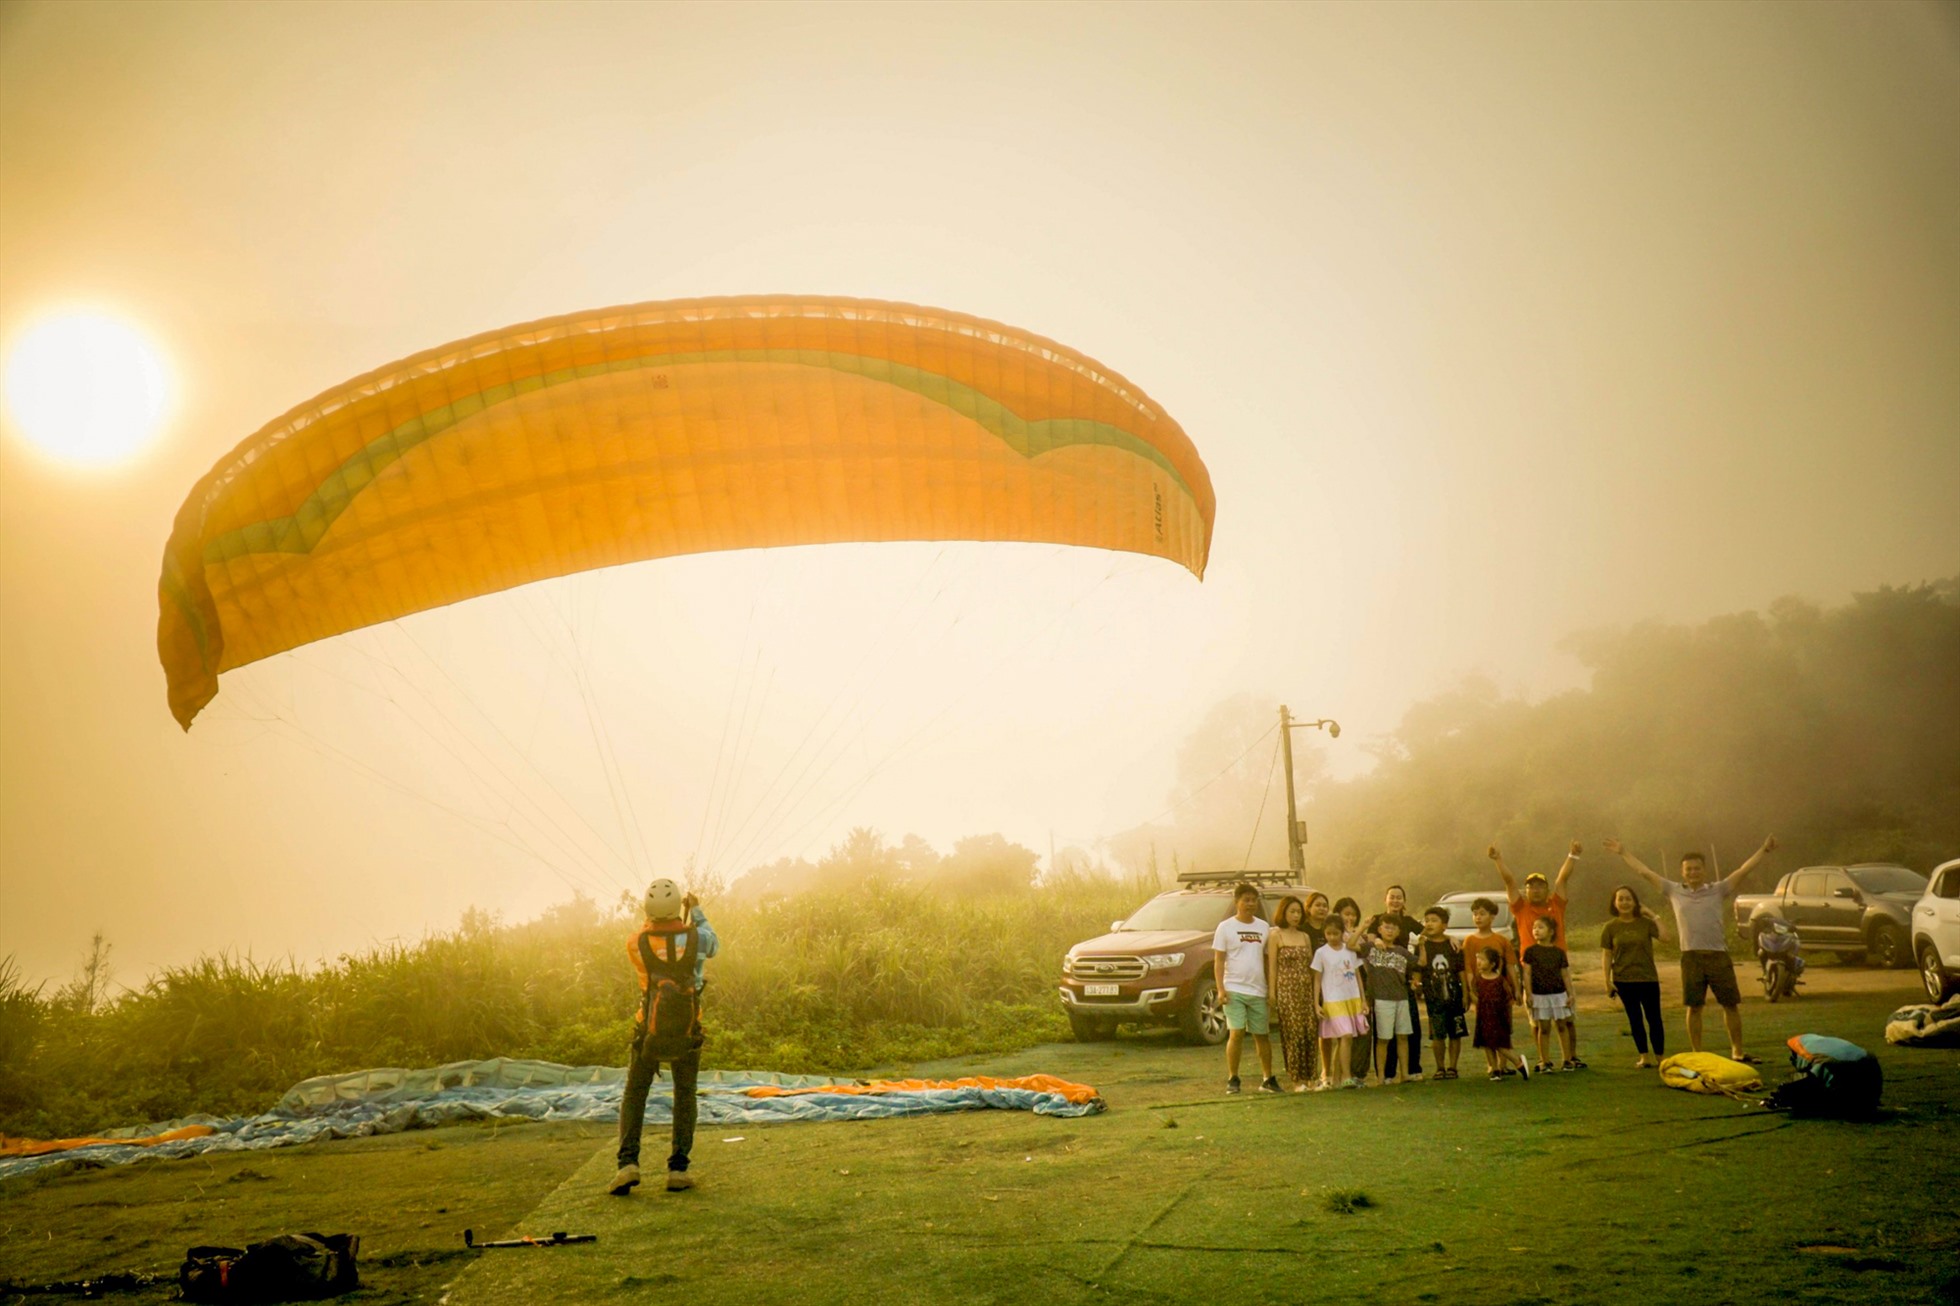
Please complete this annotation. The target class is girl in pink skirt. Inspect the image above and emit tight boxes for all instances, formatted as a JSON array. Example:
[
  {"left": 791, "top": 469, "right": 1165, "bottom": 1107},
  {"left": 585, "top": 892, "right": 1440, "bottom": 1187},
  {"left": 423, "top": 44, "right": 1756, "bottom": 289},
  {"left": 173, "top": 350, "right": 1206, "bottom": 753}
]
[{"left": 1312, "top": 919, "right": 1369, "bottom": 1089}]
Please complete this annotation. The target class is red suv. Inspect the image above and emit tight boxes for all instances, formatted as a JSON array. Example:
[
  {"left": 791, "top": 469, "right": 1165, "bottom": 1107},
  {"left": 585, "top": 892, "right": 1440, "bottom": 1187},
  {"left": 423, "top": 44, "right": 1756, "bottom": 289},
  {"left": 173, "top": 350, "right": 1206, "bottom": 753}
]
[{"left": 1059, "top": 871, "right": 1318, "bottom": 1045}]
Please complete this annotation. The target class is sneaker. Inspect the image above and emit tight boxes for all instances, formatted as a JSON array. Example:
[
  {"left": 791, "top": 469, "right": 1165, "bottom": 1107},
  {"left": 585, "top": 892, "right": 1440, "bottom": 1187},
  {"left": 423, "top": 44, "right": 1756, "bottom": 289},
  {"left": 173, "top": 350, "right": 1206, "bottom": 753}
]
[
  {"left": 607, "top": 1163, "right": 640, "bottom": 1196},
  {"left": 1487, "top": 1070, "right": 1503, "bottom": 1081},
  {"left": 1517, "top": 1060, "right": 1533, "bottom": 1082},
  {"left": 1560, "top": 1059, "right": 1577, "bottom": 1072},
  {"left": 1258, "top": 1077, "right": 1281, "bottom": 1094},
  {"left": 665, "top": 1169, "right": 694, "bottom": 1192},
  {"left": 1225, "top": 1076, "right": 1242, "bottom": 1095},
  {"left": 1537, "top": 1061, "right": 1557, "bottom": 1075},
  {"left": 1569, "top": 1057, "right": 1588, "bottom": 1070},
  {"left": 1291, "top": 1081, "right": 1310, "bottom": 1093}
]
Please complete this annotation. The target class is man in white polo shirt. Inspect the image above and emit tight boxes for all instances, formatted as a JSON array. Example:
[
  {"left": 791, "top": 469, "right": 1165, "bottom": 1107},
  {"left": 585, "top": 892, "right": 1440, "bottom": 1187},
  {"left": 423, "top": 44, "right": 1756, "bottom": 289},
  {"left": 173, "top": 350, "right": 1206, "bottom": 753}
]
[
  {"left": 1604, "top": 836, "right": 1777, "bottom": 1064},
  {"left": 1211, "top": 882, "right": 1279, "bottom": 1094}
]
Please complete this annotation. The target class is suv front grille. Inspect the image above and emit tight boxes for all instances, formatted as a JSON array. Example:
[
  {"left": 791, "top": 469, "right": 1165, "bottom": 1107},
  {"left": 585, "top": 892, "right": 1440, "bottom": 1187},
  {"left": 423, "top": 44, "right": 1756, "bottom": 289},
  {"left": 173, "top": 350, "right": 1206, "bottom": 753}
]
[{"left": 1068, "top": 955, "right": 1147, "bottom": 982}]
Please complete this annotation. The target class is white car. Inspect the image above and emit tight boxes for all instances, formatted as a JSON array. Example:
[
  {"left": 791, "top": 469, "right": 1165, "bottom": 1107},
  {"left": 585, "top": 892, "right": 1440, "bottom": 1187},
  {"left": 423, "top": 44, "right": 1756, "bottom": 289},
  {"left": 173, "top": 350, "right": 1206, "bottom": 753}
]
[
  {"left": 1911, "top": 858, "right": 1960, "bottom": 1001},
  {"left": 1434, "top": 891, "right": 1515, "bottom": 944}
]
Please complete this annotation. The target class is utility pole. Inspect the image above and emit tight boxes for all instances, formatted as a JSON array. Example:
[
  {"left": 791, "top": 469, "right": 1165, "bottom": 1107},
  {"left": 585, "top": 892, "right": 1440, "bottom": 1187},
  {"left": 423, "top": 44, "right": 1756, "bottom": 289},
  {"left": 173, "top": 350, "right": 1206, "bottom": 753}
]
[{"left": 1279, "top": 705, "right": 1341, "bottom": 873}]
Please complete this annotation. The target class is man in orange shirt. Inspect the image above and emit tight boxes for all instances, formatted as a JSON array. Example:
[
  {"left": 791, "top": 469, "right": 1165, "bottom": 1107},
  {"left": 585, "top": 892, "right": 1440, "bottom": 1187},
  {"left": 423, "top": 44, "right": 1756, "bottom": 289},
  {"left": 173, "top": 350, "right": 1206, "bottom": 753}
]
[{"left": 1490, "top": 841, "right": 1583, "bottom": 1066}]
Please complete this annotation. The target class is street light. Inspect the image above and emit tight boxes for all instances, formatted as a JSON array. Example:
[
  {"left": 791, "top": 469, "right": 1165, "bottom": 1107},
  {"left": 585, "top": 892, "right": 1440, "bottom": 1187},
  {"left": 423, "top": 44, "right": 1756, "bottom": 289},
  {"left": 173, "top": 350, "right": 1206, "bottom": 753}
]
[{"left": 1279, "top": 706, "right": 1340, "bottom": 871}]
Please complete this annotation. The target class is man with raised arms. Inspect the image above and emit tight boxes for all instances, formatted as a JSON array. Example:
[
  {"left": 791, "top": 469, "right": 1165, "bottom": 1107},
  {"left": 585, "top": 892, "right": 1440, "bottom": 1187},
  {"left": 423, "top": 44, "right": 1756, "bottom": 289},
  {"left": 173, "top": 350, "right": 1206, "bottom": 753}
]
[{"left": 1603, "top": 836, "right": 1777, "bottom": 1063}]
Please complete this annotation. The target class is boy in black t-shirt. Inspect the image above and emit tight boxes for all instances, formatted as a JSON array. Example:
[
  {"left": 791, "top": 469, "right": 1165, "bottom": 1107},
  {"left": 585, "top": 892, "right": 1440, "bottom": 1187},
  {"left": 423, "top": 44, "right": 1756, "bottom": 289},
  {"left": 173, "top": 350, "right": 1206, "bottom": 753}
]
[
  {"left": 1521, "top": 916, "right": 1581, "bottom": 1072},
  {"left": 1417, "top": 907, "right": 1467, "bottom": 1079}
]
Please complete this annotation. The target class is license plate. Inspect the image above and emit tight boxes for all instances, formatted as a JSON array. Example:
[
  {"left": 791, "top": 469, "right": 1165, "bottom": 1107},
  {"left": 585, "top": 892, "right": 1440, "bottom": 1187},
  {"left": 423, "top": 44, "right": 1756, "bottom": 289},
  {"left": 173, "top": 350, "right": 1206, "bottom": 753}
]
[{"left": 1083, "top": 983, "right": 1119, "bottom": 997}]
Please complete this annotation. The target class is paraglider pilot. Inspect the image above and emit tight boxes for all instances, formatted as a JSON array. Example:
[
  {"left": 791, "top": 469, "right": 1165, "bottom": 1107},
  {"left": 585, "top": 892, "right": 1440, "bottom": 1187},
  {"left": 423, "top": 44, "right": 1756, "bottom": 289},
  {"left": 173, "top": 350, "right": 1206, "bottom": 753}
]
[{"left": 610, "top": 878, "right": 718, "bottom": 1196}]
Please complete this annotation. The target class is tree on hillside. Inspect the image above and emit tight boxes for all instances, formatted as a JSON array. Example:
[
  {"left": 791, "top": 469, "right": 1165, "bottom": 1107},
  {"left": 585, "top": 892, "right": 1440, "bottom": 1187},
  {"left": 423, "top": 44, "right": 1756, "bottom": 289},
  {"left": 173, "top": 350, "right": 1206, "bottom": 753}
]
[
  {"left": 727, "top": 855, "right": 821, "bottom": 903},
  {"left": 1298, "top": 579, "right": 1960, "bottom": 919},
  {"left": 935, "top": 833, "right": 1040, "bottom": 896}
]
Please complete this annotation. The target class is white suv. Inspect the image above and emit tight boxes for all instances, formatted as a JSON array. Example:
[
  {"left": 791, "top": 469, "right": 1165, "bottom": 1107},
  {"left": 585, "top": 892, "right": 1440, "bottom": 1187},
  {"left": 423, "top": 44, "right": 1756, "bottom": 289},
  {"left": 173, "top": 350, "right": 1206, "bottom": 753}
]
[{"left": 1911, "top": 858, "right": 1960, "bottom": 1002}]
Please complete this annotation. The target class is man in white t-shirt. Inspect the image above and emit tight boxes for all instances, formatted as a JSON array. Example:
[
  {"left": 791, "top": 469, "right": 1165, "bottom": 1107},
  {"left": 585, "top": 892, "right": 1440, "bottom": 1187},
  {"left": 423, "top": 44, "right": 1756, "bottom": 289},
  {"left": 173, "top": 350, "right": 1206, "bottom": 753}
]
[{"left": 1211, "top": 883, "right": 1278, "bottom": 1094}]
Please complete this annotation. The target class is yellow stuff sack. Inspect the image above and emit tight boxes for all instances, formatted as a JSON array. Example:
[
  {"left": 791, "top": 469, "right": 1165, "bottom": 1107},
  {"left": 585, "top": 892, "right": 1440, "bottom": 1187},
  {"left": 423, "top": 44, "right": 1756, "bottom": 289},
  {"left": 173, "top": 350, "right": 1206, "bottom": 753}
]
[{"left": 1660, "top": 1052, "right": 1762, "bottom": 1094}]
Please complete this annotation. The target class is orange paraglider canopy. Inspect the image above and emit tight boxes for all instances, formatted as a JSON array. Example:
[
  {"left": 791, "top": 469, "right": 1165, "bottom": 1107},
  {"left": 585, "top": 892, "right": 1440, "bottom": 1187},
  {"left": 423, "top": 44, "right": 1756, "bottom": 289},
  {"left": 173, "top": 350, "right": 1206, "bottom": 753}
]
[{"left": 158, "top": 296, "right": 1213, "bottom": 728}]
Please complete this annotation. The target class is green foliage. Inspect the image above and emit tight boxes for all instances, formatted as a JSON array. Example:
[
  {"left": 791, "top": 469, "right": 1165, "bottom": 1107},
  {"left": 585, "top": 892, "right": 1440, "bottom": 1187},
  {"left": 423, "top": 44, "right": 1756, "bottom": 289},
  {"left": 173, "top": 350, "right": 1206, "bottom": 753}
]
[
  {"left": 1297, "top": 581, "right": 1960, "bottom": 924},
  {"left": 2, "top": 875, "right": 1133, "bottom": 1140},
  {"left": 1321, "top": 1187, "right": 1375, "bottom": 1214}
]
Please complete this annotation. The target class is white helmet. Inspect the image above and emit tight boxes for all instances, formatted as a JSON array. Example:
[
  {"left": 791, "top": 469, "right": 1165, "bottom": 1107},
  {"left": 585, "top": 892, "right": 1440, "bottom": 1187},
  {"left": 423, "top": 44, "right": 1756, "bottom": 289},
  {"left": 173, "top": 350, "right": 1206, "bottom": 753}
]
[{"left": 643, "top": 877, "right": 685, "bottom": 921}]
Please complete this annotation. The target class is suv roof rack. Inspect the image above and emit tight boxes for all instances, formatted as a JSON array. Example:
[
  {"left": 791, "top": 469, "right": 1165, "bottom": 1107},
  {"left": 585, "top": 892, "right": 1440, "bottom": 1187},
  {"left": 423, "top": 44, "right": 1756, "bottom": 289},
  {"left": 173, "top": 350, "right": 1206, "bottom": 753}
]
[{"left": 1175, "top": 870, "right": 1299, "bottom": 887}]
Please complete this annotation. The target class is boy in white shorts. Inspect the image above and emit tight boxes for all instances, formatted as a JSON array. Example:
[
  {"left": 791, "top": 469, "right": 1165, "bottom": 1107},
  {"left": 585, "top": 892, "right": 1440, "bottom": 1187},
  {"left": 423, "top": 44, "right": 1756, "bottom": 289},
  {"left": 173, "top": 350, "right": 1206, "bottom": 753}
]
[
  {"left": 1362, "top": 917, "right": 1420, "bottom": 1085},
  {"left": 1520, "top": 916, "right": 1580, "bottom": 1071}
]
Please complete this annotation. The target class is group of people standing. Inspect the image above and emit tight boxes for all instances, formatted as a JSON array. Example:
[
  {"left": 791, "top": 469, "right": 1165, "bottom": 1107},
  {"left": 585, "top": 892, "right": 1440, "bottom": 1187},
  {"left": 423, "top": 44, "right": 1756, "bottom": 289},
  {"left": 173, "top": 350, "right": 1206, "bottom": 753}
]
[{"left": 1209, "top": 834, "right": 1780, "bottom": 1094}]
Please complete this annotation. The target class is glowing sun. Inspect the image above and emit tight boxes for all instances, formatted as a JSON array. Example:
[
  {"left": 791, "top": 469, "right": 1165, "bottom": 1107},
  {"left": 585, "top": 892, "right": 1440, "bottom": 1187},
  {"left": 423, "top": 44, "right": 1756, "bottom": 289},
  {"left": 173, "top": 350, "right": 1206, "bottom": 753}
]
[{"left": 4, "top": 310, "right": 173, "bottom": 467}]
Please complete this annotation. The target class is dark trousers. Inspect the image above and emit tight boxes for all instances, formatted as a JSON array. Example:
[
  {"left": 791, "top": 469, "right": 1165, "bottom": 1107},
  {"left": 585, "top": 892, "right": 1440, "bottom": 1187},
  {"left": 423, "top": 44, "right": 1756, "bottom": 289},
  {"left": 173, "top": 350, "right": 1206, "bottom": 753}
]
[
  {"left": 616, "top": 1038, "right": 700, "bottom": 1172},
  {"left": 1379, "top": 992, "right": 1426, "bottom": 1074},
  {"left": 1615, "top": 981, "right": 1665, "bottom": 1056}
]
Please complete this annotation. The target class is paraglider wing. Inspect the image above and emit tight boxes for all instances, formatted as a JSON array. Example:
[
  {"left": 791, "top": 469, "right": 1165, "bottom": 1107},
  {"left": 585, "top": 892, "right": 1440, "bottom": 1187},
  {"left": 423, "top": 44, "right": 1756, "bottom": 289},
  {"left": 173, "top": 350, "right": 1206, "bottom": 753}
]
[{"left": 158, "top": 296, "right": 1214, "bottom": 729}]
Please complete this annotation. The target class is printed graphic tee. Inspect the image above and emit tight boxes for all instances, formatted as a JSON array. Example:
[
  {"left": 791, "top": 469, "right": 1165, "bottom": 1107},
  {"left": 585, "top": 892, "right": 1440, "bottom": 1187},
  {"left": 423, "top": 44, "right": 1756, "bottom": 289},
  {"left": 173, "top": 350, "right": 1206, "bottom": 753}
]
[
  {"left": 1363, "top": 943, "right": 1413, "bottom": 1003},
  {"left": 1311, "top": 944, "right": 1364, "bottom": 1006},
  {"left": 1419, "top": 938, "right": 1466, "bottom": 1007},
  {"left": 1211, "top": 915, "right": 1272, "bottom": 997}
]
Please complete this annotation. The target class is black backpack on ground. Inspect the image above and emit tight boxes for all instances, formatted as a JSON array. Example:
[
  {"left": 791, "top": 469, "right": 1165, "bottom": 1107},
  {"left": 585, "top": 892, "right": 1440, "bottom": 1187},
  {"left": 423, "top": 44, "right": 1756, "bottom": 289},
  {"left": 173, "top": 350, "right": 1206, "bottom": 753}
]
[
  {"left": 180, "top": 1232, "right": 359, "bottom": 1302},
  {"left": 1765, "top": 1034, "right": 1882, "bottom": 1119},
  {"left": 637, "top": 924, "right": 704, "bottom": 1059}
]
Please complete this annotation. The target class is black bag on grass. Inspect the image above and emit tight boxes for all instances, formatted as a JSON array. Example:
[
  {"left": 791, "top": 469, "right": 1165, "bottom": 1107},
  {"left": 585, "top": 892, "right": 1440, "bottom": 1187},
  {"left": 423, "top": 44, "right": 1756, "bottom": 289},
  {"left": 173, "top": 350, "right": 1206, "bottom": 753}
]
[
  {"left": 1765, "top": 1034, "right": 1881, "bottom": 1119},
  {"left": 180, "top": 1232, "right": 359, "bottom": 1302}
]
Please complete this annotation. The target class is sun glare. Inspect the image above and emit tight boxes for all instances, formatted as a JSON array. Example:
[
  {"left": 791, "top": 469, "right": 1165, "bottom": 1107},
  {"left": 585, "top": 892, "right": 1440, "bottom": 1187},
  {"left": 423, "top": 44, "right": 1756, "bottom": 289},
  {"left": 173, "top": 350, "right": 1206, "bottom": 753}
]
[{"left": 3, "top": 310, "right": 173, "bottom": 467}]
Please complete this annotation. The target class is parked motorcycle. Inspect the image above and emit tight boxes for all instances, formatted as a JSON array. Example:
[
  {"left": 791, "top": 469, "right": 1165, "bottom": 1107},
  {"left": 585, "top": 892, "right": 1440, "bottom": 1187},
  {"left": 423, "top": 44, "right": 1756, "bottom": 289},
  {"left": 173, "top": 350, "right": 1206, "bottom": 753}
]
[{"left": 1755, "top": 917, "right": 1804, "bottom": 1001}]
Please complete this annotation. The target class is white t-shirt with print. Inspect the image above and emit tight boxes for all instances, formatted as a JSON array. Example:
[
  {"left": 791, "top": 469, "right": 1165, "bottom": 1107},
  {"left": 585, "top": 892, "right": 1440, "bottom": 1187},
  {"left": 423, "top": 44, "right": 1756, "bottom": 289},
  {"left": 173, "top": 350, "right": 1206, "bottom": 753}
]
[
  {"left": 1310, "top": 944, "right": 1364, "bottom": 1005},
  {"left": 1211, "top": 915, "right": 1272, "bottom": 997}
]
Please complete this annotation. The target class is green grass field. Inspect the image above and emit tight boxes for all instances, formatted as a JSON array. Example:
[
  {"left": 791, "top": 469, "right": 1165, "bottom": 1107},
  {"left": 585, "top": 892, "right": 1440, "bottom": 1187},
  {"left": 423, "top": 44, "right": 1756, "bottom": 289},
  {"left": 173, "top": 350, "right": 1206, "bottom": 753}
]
[{"left": 3, "top": 969, "right": 1954, "bottom": 1304}]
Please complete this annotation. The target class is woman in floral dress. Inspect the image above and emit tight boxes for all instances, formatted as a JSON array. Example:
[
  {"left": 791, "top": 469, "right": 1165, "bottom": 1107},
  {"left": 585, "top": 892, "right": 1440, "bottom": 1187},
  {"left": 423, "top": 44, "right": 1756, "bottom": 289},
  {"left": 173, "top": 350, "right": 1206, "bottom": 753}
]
[{"left": 1264, "top": 895, "right": 1320, "bottom": 1091}]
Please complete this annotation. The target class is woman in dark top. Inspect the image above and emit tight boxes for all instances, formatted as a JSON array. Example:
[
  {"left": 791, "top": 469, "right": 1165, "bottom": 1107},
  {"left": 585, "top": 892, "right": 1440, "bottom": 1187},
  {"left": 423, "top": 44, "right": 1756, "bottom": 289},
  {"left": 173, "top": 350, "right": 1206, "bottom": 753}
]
[{"left": 1599, "top": 885, "right": 1670, "bottom": 1068}]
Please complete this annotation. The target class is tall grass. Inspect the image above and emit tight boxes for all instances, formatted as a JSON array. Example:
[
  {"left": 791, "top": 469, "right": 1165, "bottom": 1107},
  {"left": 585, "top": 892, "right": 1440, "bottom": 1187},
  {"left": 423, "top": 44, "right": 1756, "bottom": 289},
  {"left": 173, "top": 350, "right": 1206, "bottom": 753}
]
[{"left": 3, "top": 877, "right": 1136, "bottom": 1139}]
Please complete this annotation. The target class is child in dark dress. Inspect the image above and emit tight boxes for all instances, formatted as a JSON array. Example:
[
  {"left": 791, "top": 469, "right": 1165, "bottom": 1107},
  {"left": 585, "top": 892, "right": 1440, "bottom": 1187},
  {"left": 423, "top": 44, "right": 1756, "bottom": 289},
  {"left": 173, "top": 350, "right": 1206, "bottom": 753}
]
[{"left": 1472, "top": 947, "right": 1531, "bottom": 1082}]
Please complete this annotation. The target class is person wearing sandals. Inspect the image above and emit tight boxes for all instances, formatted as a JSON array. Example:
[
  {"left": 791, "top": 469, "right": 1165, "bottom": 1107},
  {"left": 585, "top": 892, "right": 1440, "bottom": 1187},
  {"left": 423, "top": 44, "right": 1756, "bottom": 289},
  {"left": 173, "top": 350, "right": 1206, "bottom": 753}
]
[
  {"left": 1312, "top": 918, "right": 1368, "bottom": 1088},
  {"left": 1600, "top": 885, "right": 1670, "bottom": 1068},
  {"left": 1604, "top": 835, "right": 1778, "bottom": 1065},
  {"left": 1264, "top": 896, "right": 1320, "bottom": 1092},
  {"left": 1362, "top": 886, "right": 1426, "bottom": 1079},
  {"left": 1417, "top": 906, "right": 1467, "bottom": 1079},
  {"left": 1361, "top": 917, "right": 1420, "bottom": 1085},
  {"left": 1331, "top": 897, "right": 1368, "bottom": 1071},
  {"left": 1471, "top": 946, "right": 1531, "bottom": 1082},
  {"left": 1521, "top": 916, "right": 1581, "bottom": 1072}
]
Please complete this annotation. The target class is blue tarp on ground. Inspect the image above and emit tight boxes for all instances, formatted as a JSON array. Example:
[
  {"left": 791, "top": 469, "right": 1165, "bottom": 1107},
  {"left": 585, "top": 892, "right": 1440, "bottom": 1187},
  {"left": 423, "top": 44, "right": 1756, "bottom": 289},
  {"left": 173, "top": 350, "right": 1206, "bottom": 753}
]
[{"left": 0, "top": 1058, "right": 1102, "bottom": 1181}]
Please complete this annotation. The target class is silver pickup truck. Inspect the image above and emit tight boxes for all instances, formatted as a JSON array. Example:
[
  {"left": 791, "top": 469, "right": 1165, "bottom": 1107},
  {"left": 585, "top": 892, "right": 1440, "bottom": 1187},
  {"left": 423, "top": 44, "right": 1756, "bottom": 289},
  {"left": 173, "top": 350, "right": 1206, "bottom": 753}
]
[{"left": 1733, "top": 863, "right": 1927, "bottom": 969}]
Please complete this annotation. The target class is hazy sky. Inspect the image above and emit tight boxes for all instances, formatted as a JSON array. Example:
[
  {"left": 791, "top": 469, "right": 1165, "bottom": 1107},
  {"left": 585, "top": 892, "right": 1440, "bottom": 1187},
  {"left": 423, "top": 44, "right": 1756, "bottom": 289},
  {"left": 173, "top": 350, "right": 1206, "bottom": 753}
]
[{"left": 3, "top": 1, "right": 1956, "bottom": 986}]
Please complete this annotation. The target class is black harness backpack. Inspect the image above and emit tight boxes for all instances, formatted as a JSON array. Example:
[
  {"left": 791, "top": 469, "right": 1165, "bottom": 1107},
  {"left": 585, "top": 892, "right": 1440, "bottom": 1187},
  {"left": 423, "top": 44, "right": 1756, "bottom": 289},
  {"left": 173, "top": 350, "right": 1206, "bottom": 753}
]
[{"left": 636, "top": 924, "right": 703, "bottom": 1060}]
